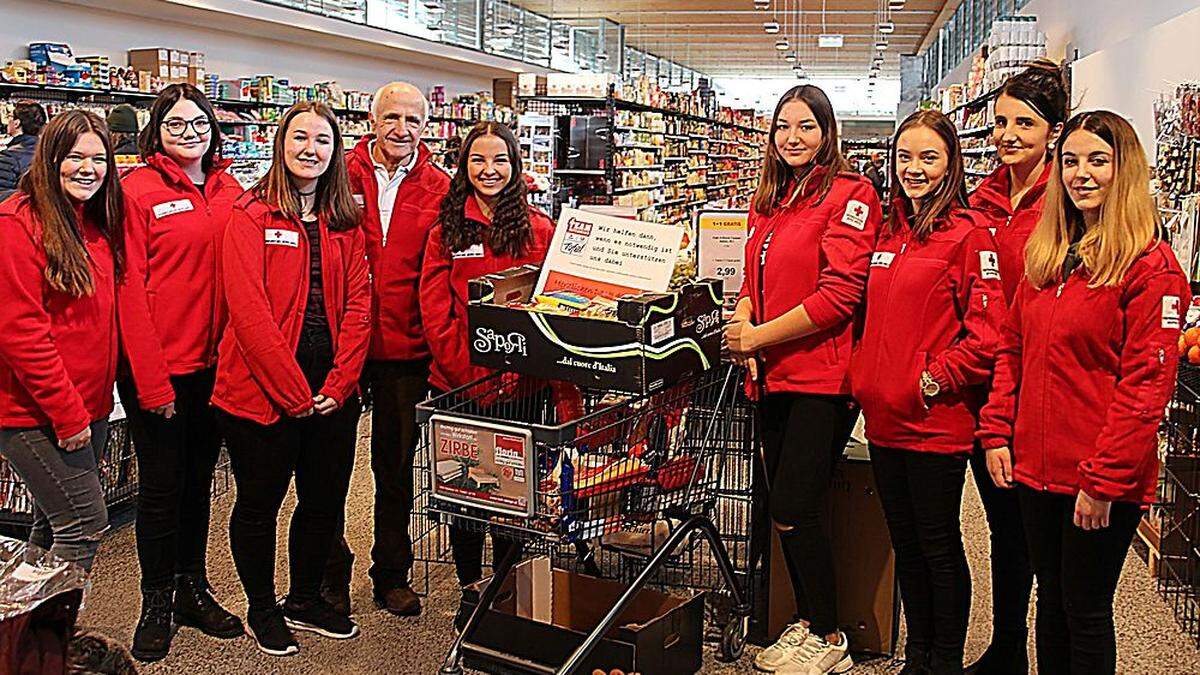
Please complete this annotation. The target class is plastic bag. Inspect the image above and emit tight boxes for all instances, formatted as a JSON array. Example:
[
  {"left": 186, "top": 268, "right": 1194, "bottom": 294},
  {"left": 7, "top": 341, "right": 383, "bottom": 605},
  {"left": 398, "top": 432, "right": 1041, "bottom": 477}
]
[{"left": 0, "top": 536, "right": 88, "bottom": 623}]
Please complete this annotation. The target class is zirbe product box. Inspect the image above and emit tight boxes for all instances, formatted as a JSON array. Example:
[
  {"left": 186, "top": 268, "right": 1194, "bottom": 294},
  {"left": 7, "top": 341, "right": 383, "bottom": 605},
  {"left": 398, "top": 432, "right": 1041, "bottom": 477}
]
[{"left": 468, "top": 208, "right": 722, "bottom": 393}]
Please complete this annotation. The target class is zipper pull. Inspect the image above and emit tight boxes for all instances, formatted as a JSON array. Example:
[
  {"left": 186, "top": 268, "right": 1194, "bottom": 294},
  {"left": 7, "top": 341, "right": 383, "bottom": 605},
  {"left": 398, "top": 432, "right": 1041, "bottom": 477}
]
[
  {"left": 900, "top": 242, "right": 907, "bottom": 254},
  {"left": 1055, "top": 282, "right": 1065, "bottom": 298}
]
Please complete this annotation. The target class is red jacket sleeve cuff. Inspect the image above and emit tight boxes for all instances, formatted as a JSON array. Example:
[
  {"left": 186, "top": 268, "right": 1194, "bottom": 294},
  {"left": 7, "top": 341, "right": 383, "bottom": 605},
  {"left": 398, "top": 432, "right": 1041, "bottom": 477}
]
[
  {"left": 977, "top": 436, "right": 1009, "bottom": 450},
  {"left": 284, "top": 398, "right": 313, "bottom": 417},
  {"left": 137, "top": 386, "right": 176, "bottom": 410},
  {"left": 53, "top": 416, "right": 92, "bottom": 444},
  {"left": 800, "top": 293, "right": 841, "bottom": 330},
  {"left": 1077, "top": 463, "right": 1125, "bottom": 502},
  {"left": 318, "top": 385, "right": 347, "bottom": 408},
  {"left": 926, "top": 360, "right": 953, "bottom": 391}
]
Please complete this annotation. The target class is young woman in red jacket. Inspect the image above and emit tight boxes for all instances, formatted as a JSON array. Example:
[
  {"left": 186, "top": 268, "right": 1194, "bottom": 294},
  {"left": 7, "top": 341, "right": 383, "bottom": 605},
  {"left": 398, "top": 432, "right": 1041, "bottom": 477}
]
[
  {"left": 212, "top": 101, "right": 369, "bottom": 657},
  {"left": 964, "top": 61, "right": 1068, "bottom": 675},
  {"left": 978, "top": 111, "right": 1187, "bottom": 674},
  {"left": 419, "top": 122, "right": 553, "bottom": 630},
  {"left": 0, "top": 110, "right": 123, "bottom": 571},
  {"left": 724, "top": 85, "right": 881, "bottom": 675},
  {"left": 851, "top": 110, "right": 1007, "bottom": 675},
  {"left": 116, "top": 83, "right": 245, "bottom": 662}
]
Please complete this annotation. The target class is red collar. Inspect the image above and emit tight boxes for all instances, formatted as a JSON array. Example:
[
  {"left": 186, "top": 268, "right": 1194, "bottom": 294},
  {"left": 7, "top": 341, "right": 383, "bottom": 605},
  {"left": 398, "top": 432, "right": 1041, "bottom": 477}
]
[
  {"left": 144, "top": 152, "right": 232, "bottom": 191},
  {"left": 464, "top": 194, "right": 494, "bottom": 225}
]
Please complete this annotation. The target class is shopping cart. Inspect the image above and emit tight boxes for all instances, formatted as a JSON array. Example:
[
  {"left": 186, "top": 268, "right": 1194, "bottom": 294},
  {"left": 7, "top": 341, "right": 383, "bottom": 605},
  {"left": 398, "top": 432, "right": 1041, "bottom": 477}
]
[{"left": 417, "top": 364, "right": 752, "bottom": 675}]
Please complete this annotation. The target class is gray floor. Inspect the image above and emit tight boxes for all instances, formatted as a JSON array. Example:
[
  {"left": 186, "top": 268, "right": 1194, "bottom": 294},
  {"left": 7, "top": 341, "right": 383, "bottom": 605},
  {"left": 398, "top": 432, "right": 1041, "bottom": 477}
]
[{"left": 77, "top": 417, "right": 1200, "bottom": 673}]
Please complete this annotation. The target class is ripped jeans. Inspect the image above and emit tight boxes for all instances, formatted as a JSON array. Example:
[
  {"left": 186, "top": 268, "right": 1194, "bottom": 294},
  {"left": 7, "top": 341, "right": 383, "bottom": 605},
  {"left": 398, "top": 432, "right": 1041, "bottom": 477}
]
[{"left": 0, "top": 421, "right": 110, "bottom": 571}]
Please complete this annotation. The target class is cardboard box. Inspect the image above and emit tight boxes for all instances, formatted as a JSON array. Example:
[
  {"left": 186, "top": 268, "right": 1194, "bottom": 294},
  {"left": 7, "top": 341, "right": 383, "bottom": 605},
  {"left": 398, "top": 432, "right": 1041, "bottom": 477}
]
[
  {"left": 462, "top": 557, "right": 704, "bottom": 675},
  {"left": 128, "top": 48, "right": 170, "bottom": 79},
  {"left": 517, "top": 73, "right": 547, "bottom": 97},
  {"left": 766, "top": 456, "right": 899, "bottom": 655},
  {"left": 187, "top": 67, "right": 206, "bottom": 87},
  {"left": 468, "top": 266, "right": 722, "bottom": 394}
]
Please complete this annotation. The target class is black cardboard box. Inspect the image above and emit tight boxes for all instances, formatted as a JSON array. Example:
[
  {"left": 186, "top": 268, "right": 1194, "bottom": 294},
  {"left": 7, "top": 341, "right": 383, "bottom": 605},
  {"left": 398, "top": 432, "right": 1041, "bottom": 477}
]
[
  {"left": 468, "top": 265, "right": 723, "bottom": 393},
  {"left": 462, "top": 557, "right": 704, "bottom": 675}
]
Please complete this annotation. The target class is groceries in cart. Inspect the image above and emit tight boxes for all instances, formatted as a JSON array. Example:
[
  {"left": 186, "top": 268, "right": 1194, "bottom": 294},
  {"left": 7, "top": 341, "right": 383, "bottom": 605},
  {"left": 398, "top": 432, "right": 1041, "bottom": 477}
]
[{"left": 508, "top": 291, "right": 621, "bottom": 321}]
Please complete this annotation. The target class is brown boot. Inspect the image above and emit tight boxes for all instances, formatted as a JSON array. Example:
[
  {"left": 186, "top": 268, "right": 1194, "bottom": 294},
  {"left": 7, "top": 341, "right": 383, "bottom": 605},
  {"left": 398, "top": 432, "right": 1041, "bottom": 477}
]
[{"left": 373, "top": 586, "right": 421, "bottom": 616}]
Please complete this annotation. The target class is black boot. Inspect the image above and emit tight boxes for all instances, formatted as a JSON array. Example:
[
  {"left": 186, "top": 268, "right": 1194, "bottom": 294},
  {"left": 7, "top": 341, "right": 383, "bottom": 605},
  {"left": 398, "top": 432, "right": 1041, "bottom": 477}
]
[
  {"left": 173, "top": 575, "right": 244, "bottom": 639},
  {"left": 899, "top": 648, "right": 932, "bottom": 675},
  {"left": 964, "top": 640, "right": 1029, "bottom": 675},
  {"left": 131, "top": 587, "right": 175, "bottom": 663}
]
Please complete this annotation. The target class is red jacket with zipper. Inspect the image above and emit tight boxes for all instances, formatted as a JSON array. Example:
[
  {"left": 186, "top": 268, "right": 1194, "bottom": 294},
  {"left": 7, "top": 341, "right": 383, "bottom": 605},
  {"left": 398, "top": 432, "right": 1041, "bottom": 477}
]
[
  {"left": 850, "top": 204, "right": 1008, "bottom": 454},
  {"left": 117, "top": 153, "right": 243, "bottom": 409},
  {"left": 346, "top": 138, "right": 450, "bottom": 362},
  {"left": 420, "top": 197, "right": 554, "bottom": 393},
  {"left": 738, "top": 169, "right": 882, "bottom": 396},
  {"left": 0, "top": 195, "right": 117, "bottom": 438},
  {"left": 978, "top": 242, "right": 1187, "bottom": 503},
  {"left": 969, "top": 164, "right": 1051, "bottom": 303},
  {"left": 211, "top": 192, "right": 371, "bottom": 425}
]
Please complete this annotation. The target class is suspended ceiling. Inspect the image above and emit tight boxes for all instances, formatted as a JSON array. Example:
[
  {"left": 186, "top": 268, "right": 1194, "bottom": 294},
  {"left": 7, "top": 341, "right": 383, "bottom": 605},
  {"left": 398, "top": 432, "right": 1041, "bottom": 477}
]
[{"left": 515, "top": 0, "right": 956, "bottom": 79}]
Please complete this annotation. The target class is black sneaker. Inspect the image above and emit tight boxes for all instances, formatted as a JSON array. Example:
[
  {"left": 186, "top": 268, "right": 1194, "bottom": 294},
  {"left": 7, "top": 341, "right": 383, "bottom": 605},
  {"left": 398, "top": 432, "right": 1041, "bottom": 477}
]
[
  {"left": 247, "top": 606, "right": 299, "bottom": 657},
  {"left": 282, "top": 596, "right": 360, "bottom": 639}
]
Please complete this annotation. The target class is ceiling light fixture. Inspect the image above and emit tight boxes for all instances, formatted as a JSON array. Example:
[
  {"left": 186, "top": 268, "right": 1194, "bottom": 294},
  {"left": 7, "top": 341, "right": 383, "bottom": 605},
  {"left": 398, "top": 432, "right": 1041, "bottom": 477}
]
[
  {"left": 754, "top": 0, "right": 770, "bottom": 9},
  {"left": 775, "top": 38, "right": 789, "bottom": 50},
  {"left": 763, "top": 21, "right": 780, "bottom": 34},
  {"left": 875, "top": 39, "right": 888, "bottom": 51},
  {"left": 784, "top": 51, "right": 796, "bottom": 62},
  {"left": 879, "top": 21, "right": 895, "bottom": 34}
]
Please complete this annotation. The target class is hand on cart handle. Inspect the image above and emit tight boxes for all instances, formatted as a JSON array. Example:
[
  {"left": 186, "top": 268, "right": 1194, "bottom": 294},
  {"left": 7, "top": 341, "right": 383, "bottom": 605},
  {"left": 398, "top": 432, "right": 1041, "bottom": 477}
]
[
  {"left": 149, "top": 401, "right": 176, "bottom": 419},
  {"left": 59, "top": 426, "right": 91, "bottom": 451},
  {"left": 986, "top": 447, "right": 1014, "bottom": 489},
  {"left": 1074, "top": 490, "right": 1112, "bottom": 531}
]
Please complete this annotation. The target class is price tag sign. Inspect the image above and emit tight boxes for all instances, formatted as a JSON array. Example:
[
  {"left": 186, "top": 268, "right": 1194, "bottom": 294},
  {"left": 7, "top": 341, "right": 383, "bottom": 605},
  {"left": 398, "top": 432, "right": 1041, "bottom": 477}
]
[{"left": 697, "top": 210, "right": 749, "bottom": 309}]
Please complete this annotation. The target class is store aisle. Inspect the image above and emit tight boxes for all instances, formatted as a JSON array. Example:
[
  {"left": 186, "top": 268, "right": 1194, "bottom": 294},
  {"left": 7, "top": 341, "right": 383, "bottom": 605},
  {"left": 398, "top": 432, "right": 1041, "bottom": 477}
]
[{"left": 78, "top": 418, "right": 1200, "bottom": 674}]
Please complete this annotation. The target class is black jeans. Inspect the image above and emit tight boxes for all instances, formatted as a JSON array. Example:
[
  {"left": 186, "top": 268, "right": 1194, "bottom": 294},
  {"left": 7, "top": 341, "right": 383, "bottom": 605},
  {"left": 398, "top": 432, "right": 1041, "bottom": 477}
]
[
  {"left": 0, "top": 420, "right": 109, "bottom": 570},
  {"left": 1018, "top": 487, "right": 1141, "bottom": 675},
  {"left": 326, "top": 358, "right": 429, "bottom": 592},
  {"left": 220, "top": 343, "right": 360, "bottom": 612},
  {"left": 756, "top": 393, "right": 856, "bottom": 637},
  {"left": 969, "top": 444, "right": 1033, "bottom": 649},
  {"left": 870, "top": 445, "right": 970, "bottom": 674},
  {"left": 118, "top": 369, "right": 222, "bottom": 590}
]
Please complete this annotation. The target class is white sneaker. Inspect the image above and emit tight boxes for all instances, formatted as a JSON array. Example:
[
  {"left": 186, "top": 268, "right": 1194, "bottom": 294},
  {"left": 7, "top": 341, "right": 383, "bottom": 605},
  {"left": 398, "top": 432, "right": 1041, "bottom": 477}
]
[
  {"left": 754, "top": 621, "right": 812, "bottom": 672},
  {"left": 776, "top": 631, "right": 853, "bottom": 675}
]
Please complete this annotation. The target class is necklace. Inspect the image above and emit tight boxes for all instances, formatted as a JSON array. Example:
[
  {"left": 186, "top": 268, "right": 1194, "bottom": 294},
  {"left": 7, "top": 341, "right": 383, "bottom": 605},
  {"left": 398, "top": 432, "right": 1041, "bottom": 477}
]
[{"left": 298, "top": 189, "right": 316, "bottom": 196}]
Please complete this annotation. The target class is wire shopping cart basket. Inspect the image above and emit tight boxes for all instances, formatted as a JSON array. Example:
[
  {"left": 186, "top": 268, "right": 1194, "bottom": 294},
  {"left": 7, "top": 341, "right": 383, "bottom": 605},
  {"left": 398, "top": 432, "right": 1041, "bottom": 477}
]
[{"left": 417, "top": 363, "right": 752, "bottom": 675}]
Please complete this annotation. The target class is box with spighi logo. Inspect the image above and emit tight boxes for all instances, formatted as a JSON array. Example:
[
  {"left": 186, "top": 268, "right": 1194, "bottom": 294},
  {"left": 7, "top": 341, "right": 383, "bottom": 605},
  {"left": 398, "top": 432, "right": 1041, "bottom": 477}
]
[{"left": 467, "top": 265, "right": 723, "bottom": 394}]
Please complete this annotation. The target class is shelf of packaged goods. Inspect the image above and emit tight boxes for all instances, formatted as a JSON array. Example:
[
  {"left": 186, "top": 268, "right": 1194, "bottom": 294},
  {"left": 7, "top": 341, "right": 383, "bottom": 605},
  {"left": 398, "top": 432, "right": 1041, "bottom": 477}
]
[
  {"left": 612, "top": 183, "right": 664, "bottom": 194},
  {"left": 555, "top": 169, "right": 607, "bottom": 176},
  {"left": 963, "top": 147, "right": 993, "bottom": 156},
  {"left": 688, "top": 149, "right": 708, "bottom": 155},
  {"left": 709, "top": 182, "right": 737, "bottom": 190},
  {"left": 965, "top": 169, "right": 992, "bottom": 177},
  {"left": 617, "top": 144, "right": 663, "bottom": 151},
  {"left": 523, "top": 94, "right": 772, "bottom": 136},
  {"left": 614, "top": 125, "right": 661, "bottom": 134},
  {"left": 665, "top": 133, "right": 689, "bottom": 140},
  {"left": 689, "top": 164, "right": 711, "bottom": 171},
  {"left": 664, "top": 177, "right": 688, "bottom": 184},
  {"left": 687, "top": 199, "right": 708, "bottom": 207},
  {"left": 664, "top": 156, "right": 688, "bottom": 163},
  {"left": 710, "top": 170, "right": 737, "bottom": 176},
  {"left": 710, "top": 154, "right": 738, "bottom": 160},
  {"left": 737, "top": 156, "right": 763, "bottom": 162},
  {"left": 689, "top": 134, "right": 707, "bottom": 140},
  {"left": 659, "top": 197, "right": 688, "bottom": 207},
  {"left": 615, "top": 165, "right": 664, "bottom": 171},
  {"left": 958, "top": 126, "right": 992, "bottom": 138}
]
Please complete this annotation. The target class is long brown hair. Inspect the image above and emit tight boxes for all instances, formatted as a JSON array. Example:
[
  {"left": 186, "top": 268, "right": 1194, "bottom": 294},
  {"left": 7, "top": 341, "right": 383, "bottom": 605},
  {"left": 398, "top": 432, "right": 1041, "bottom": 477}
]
[
  {"left": 17, "top": 110, "right": 123, "bottom": 296},
  {"left": 887, "top": 110, "right": 969, "bottom": 240},
  {"left": 1025, "top": 111, "right": 1158, "bottom": 289},
  {"left": 437, "top": 122, "right": 533, "bottom": 257},
  {"left": 254, "top": 101, "right": 359, "bottom": 231},
  {"left": 752, "top": 85, "right": 850, "bottom": 215}
]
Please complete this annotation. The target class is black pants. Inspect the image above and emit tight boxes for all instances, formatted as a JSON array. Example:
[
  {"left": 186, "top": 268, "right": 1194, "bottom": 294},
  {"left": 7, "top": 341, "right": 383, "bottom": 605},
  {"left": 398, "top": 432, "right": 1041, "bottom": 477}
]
[
  {"left": 220, "top": 342, "right": 360, "bottom": 612},
  {"left": 118, "top": 369, "right": 222, "bottom": 591},
  {"left": 870, "top": 445, "right": 970, "bottom": 674},
  {"left": 756, "top": 393, "right": 856, "bottom": 637},
  {"left": 1018, "top": 487, "right": 1141, "bottom": 675},
  {"left": 326, "top": 359, "right": 429, "bottom": 592},
  {"left": 968, "top": 445, "right": 1033, "bottom": 649}
]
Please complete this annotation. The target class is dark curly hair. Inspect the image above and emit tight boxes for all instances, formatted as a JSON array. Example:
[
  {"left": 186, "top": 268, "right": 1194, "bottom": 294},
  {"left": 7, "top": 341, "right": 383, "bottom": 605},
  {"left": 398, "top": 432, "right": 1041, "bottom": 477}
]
[{"left": 437, "top": 122, "right": 532, "bottom": 257}]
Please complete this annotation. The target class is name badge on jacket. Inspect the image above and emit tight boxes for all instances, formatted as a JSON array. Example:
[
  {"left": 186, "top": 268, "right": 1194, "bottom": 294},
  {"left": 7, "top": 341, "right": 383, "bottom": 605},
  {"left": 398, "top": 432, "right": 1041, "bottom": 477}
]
[
  {"left": 265, "top": 228, "right": 300, "bottom": 248},
  {"left": 152, "top": 199, "right": 194, "bottom": 219},
  {"left": 870, "top": 251, "right": 895, "bottom": 268},
  {"left": 452, "top": 243, "right": 485, "bottom": 259}
]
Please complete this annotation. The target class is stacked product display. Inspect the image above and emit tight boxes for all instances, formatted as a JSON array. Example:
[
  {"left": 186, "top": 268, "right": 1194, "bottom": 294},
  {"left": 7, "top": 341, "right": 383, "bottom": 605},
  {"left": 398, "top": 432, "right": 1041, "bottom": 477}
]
[{"left": 1154, "top": 84, "right": 1200, "bottom": 281}]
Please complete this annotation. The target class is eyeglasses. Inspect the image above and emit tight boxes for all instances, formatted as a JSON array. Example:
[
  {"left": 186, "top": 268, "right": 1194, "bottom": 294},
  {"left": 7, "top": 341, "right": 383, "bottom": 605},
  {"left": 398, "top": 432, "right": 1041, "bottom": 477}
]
[{"left": 161, "top": 117, "right": 212, "bottom": 137}]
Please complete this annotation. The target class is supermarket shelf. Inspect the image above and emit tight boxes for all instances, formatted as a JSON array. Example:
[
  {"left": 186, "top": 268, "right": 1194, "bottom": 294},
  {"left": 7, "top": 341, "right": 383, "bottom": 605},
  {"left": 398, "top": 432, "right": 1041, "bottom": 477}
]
[
  {"left": 688, "top": 149, "right": 709, "bottom": 155},
  {"left": 664, "top": 177, "right": 688, "bottom": 184},
  {"left": 555, "top": 169, "right": 606, "bottom": 176},
  {"left": 659, "top": 197, "right": 687, "bottom": 207},
  {"left": 689, "top": 164, "right": 711, "bottom": 170},
  {"left": 710, "top": 182, "right": 737, "bottom": 190},
  {"left": 613, "top": 183, "right": 664, "bottom": 194},
  {"left": 665, "top": 133, "right": 689, "bottom": 140},
  {"left": 517, "top": 94, "right": 768, "bottom": 135},
  {"left": 958, "top": 126, "right": 992, "bottom": 138},
  {"left": 687, "top": 199, "right": 708, "bottom": 206},
  {"left": 615, "top": 165, "right": 664, "bottom": 171},
  {"left": 963, "top": 147, "right": 993, "bottom": 156},
  {"left": 664, "top": 156, "right": 688, "bottom": 163},
  {"left": 711, "top": 154, "right": 738, "bottom": 160},
  {"left": 966, "top": 169, "right": 992, "bottom": 177},
  {"left": 689, "top": 134, "right": 708, "bottom": 140},
  {"left": 710, "top": 169, "right": 737, "bottom": 176},
  {"left": 614, "top": 126, "right": 660, "bottom": 134},
  {"left": 617, "top": 143, "right": 663, "bottom": 151}
]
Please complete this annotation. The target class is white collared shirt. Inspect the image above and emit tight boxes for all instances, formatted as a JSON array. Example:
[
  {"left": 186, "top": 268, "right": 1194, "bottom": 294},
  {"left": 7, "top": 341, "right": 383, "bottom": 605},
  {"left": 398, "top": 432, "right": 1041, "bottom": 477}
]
[{"left": 370, "top": 142, "right": 419, "bottom": 245}]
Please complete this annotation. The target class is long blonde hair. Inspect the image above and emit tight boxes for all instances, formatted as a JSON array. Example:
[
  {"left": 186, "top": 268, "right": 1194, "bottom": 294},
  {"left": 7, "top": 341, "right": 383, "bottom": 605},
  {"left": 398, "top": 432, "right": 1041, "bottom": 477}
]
[{"left": 1025, "top": 111, "right": 1158, "bottom": 288}]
